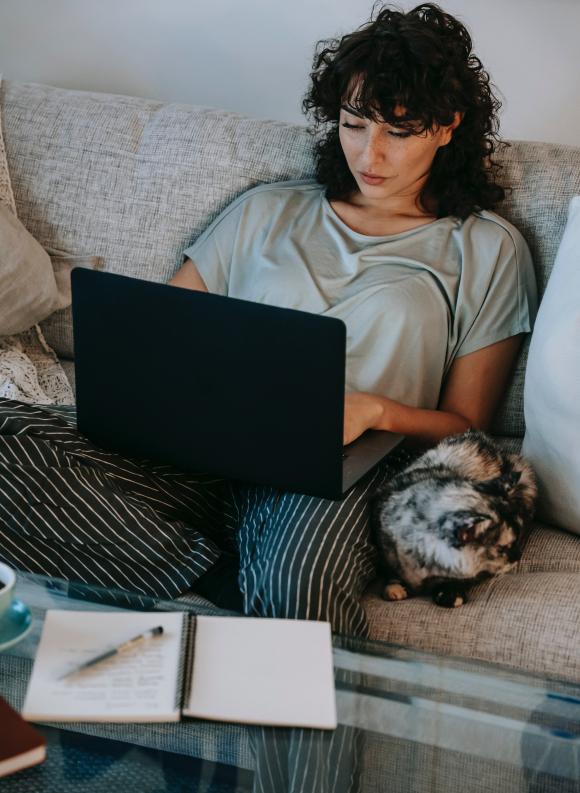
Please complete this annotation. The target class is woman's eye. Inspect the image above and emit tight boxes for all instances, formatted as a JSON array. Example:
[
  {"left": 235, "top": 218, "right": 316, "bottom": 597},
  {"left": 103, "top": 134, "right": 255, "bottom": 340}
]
[{"left": 341, "top": 122, "right": 412, "bottom": 139}]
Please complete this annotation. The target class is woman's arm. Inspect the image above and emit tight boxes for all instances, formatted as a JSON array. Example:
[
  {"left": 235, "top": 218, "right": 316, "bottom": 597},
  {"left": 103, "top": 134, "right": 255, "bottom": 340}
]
[
  {"left": 344, "top": 334, "right": 525, "bottom": 447},
  {"left": 436, "top": 333, "right": 525, "bottom": 432},
  {"left": 168, "top": 257, "right": 209, "bottom": 292}
]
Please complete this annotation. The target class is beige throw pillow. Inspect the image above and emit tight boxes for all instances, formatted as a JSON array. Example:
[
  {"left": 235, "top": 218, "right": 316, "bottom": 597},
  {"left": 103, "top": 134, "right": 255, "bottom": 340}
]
[{"left": 0, "top": 202, "right": 70, "bottom": 335}]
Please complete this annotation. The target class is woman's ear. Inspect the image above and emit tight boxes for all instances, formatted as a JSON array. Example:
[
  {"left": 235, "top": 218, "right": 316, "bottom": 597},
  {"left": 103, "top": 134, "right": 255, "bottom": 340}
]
[
  {"left": 450, "top": 111, "right": 464, "bottom": 130},
  {"left": 438, "top": 111, "right": 464, "bottom": 147}
]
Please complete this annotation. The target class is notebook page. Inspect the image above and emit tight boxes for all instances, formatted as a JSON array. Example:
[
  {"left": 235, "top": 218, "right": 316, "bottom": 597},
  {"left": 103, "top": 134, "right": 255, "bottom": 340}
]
[
  {"left": 183, "top": 617, "right": 337, "bottom": 729},
  {"left": 22, "top": 610, "right": 185, "bottom": 723}
]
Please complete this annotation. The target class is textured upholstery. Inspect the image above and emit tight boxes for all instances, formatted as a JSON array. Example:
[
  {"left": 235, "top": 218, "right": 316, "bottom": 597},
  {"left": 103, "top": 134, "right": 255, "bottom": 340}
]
[
  {"left": 364, "top": 521, "right": 580, "bottom": 682},
  {"left": 0, "top": 79, "right": 315, "bottom": 360}
]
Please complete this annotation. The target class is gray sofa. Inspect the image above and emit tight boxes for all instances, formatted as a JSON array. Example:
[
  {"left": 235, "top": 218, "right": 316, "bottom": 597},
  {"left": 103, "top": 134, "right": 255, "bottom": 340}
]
[{"left": 2, "top": 78, "right": 580, "bottom": 685}]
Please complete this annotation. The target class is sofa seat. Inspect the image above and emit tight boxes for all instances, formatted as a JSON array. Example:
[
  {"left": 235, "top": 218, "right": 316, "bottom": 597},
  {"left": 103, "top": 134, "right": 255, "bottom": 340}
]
[{"left": 364, "top": 521, "right": 580, "bottom": 683}]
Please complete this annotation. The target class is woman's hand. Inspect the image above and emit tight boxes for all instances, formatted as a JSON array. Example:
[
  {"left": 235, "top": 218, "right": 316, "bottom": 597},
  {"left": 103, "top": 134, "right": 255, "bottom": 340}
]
[
  {"left": 343, "top": 389, "right": 475, "bottom": 449},
  {"left": 343, "top": 392, "right": 384, "bottom": 445}
]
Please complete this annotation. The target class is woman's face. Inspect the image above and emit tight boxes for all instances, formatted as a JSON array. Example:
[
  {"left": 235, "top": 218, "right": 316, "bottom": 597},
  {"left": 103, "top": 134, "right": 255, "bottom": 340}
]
[{"left": 338, "top": 103, "right": 460, "bottom": 210}]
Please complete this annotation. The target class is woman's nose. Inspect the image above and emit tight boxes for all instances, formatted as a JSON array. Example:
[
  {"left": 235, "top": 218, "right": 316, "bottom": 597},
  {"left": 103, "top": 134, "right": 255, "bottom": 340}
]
[{"left": 362, "top": 129, "right": 386, "bottom": 166}]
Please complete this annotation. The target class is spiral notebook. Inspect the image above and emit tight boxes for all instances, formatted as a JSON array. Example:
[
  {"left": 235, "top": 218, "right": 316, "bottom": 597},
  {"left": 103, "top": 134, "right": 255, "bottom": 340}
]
[{"left": 22, "top": 610, "right": 337, "bottom": 729}]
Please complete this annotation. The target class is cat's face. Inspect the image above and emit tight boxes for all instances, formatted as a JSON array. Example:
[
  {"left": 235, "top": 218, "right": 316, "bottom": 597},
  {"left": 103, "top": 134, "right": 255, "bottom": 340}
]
[{"left": 435, "top": 492, "right": 523, "bottom": 574}]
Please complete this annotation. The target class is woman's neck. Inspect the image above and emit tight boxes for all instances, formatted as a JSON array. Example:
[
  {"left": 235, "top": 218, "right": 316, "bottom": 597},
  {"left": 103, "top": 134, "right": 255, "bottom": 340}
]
[{"left": 329, "top": 194, "right": 438, "bottom": 237}]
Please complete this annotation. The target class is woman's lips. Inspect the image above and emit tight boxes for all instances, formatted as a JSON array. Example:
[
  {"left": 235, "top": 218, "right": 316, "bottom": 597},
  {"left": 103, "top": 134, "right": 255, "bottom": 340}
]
[{"left": 360, "top": 172, "right": 386, "bottom": 185}]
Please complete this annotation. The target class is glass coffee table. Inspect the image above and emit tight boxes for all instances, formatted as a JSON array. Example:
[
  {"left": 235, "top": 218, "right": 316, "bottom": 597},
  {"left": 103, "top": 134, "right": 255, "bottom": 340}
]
[{"left": 1, "top": 571, "right": 580, "bottom": 792}]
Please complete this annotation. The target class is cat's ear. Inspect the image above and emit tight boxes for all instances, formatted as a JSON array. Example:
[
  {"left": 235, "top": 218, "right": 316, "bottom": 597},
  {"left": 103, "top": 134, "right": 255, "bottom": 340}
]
[
  {"left": 473, "top": 470, "right": 522, "bottom": 497},
  {"left": 445, "top": 512, "right": 489, "bottom": 544}
]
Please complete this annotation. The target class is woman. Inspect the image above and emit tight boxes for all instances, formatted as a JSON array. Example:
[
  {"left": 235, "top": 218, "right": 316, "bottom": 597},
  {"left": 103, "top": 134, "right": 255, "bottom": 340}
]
[{"left": 0, "top": 4, "right": 537, "bottom": 642}]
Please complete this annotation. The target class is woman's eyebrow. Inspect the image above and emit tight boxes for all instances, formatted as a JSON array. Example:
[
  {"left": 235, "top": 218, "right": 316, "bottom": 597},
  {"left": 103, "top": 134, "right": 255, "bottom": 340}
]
[{"left": 340, "top": 104, "right": 364, "bottom": 118}]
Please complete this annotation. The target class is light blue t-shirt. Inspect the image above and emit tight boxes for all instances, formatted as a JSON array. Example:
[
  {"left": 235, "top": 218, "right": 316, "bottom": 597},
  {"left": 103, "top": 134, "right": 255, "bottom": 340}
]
[{"left": 183, "top": 179, "right": 538, "bottom": 410}]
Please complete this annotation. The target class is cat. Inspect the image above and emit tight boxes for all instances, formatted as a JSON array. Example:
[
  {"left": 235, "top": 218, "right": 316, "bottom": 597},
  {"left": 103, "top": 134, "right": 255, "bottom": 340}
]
[{"left": 369, "top": 429, "right": 538, "bottom": 608}]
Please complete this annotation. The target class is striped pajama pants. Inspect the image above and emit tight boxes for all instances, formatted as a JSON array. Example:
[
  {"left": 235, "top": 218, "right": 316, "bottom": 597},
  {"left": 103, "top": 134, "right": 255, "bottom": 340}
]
[
  {"left": 0, "top": 396, "right": 419, "bottom": 792},
  {"left": 0, "top": 396, "right": 417, "bottom": 637}
]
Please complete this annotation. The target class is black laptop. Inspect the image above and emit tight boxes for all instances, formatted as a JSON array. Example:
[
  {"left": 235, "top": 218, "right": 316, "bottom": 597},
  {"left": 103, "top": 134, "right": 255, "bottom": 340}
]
[{"left": 71, "top": 268, "right": 403, "bottom": 500}]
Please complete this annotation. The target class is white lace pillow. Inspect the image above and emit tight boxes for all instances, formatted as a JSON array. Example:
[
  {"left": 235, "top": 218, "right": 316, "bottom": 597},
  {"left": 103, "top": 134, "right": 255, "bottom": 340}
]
[{"left": 522, "top": 196, "right": 580, "bottom": 534}]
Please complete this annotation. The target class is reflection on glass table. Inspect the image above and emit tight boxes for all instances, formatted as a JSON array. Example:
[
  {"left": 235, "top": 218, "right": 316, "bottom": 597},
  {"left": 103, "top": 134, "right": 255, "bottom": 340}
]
[{"left": 1, "top": 571, "right": 579, "bottom": 793}]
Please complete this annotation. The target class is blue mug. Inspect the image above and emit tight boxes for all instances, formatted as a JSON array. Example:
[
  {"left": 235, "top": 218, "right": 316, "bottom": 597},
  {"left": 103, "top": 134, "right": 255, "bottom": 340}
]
[{"left": 0, "top": 561, "right": 16, "bottom": 624}]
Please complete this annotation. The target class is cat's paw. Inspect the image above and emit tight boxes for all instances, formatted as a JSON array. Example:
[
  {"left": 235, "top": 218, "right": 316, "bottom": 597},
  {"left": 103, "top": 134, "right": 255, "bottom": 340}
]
[
  {"left": 384, "top": 582, "right": 408, "bottom": 601},
  {"left": 432, "top": 587, "right": 467, "bottom": 608}
]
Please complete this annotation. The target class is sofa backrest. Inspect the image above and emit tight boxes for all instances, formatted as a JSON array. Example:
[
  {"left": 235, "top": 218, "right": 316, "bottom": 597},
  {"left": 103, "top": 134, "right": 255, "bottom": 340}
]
[
  {"left": 1, "top": 80, "right": 316, "bottom": 358},
  {"left": 2, "top": 79, "right": 580, "bottom": 438}
]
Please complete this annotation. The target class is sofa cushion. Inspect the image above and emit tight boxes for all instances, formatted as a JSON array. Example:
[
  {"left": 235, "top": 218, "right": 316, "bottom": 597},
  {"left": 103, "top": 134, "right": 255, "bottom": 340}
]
[
  {"left": 364, "top": 521, "right": 580, "bottom": 682},
  {"left": 3, "top": 81, "right": 580, "bottom": 435},
  {"left": 522, "top": 196, "right": 580, "bottom": 534},
  {"left": 35, "top": 250, "right": 102, "bottom": 358}
]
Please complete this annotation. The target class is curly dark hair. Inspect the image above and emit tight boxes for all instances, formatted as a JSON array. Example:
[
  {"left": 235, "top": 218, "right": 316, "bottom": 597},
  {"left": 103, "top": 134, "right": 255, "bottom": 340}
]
[{"left": 301, "top": 3, "right": 506, "bottom": 220}]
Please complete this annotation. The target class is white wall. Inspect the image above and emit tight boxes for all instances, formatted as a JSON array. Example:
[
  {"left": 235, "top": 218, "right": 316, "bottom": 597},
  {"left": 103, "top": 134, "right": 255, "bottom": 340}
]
[{"left": 1, "top": 0, "right": 579, "bottom": 146}]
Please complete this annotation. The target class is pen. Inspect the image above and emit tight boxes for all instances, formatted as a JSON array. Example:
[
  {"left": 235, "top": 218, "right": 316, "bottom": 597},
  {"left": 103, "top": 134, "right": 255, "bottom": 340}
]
[{"left": 59, "top": 625, "right": 164, "bottom": 680}]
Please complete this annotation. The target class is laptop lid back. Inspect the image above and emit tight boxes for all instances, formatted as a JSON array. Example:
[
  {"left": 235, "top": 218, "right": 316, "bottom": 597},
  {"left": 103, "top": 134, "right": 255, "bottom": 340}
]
[{"left": 72, "top": 269, "right": 346, "bottom": 498}]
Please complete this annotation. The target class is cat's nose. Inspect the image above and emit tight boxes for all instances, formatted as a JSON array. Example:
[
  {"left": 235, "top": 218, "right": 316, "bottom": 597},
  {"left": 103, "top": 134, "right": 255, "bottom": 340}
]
[{"left": 507, "top": 545, "right": 522, "bottom": 564}]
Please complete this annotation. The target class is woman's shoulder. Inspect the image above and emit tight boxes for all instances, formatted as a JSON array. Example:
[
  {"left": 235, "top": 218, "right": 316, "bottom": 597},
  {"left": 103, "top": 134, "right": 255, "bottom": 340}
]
[
  {"left": 452, "top": 210, "right": 537, "bottom": 315},
  {"left": 231, "top": 178, "right": 322, "bottom": 211},
  {"left": 458, "top": 209, "right": 533, "bottom": 267},
  {"left": 208, "top": 179, "right": 324, "bottom": 237}
]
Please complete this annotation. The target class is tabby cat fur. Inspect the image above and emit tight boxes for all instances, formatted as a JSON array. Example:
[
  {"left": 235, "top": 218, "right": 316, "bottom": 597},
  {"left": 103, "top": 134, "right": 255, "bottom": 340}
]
[{"left": 370, "top": 429, "right": 538, "bottom": 608}]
